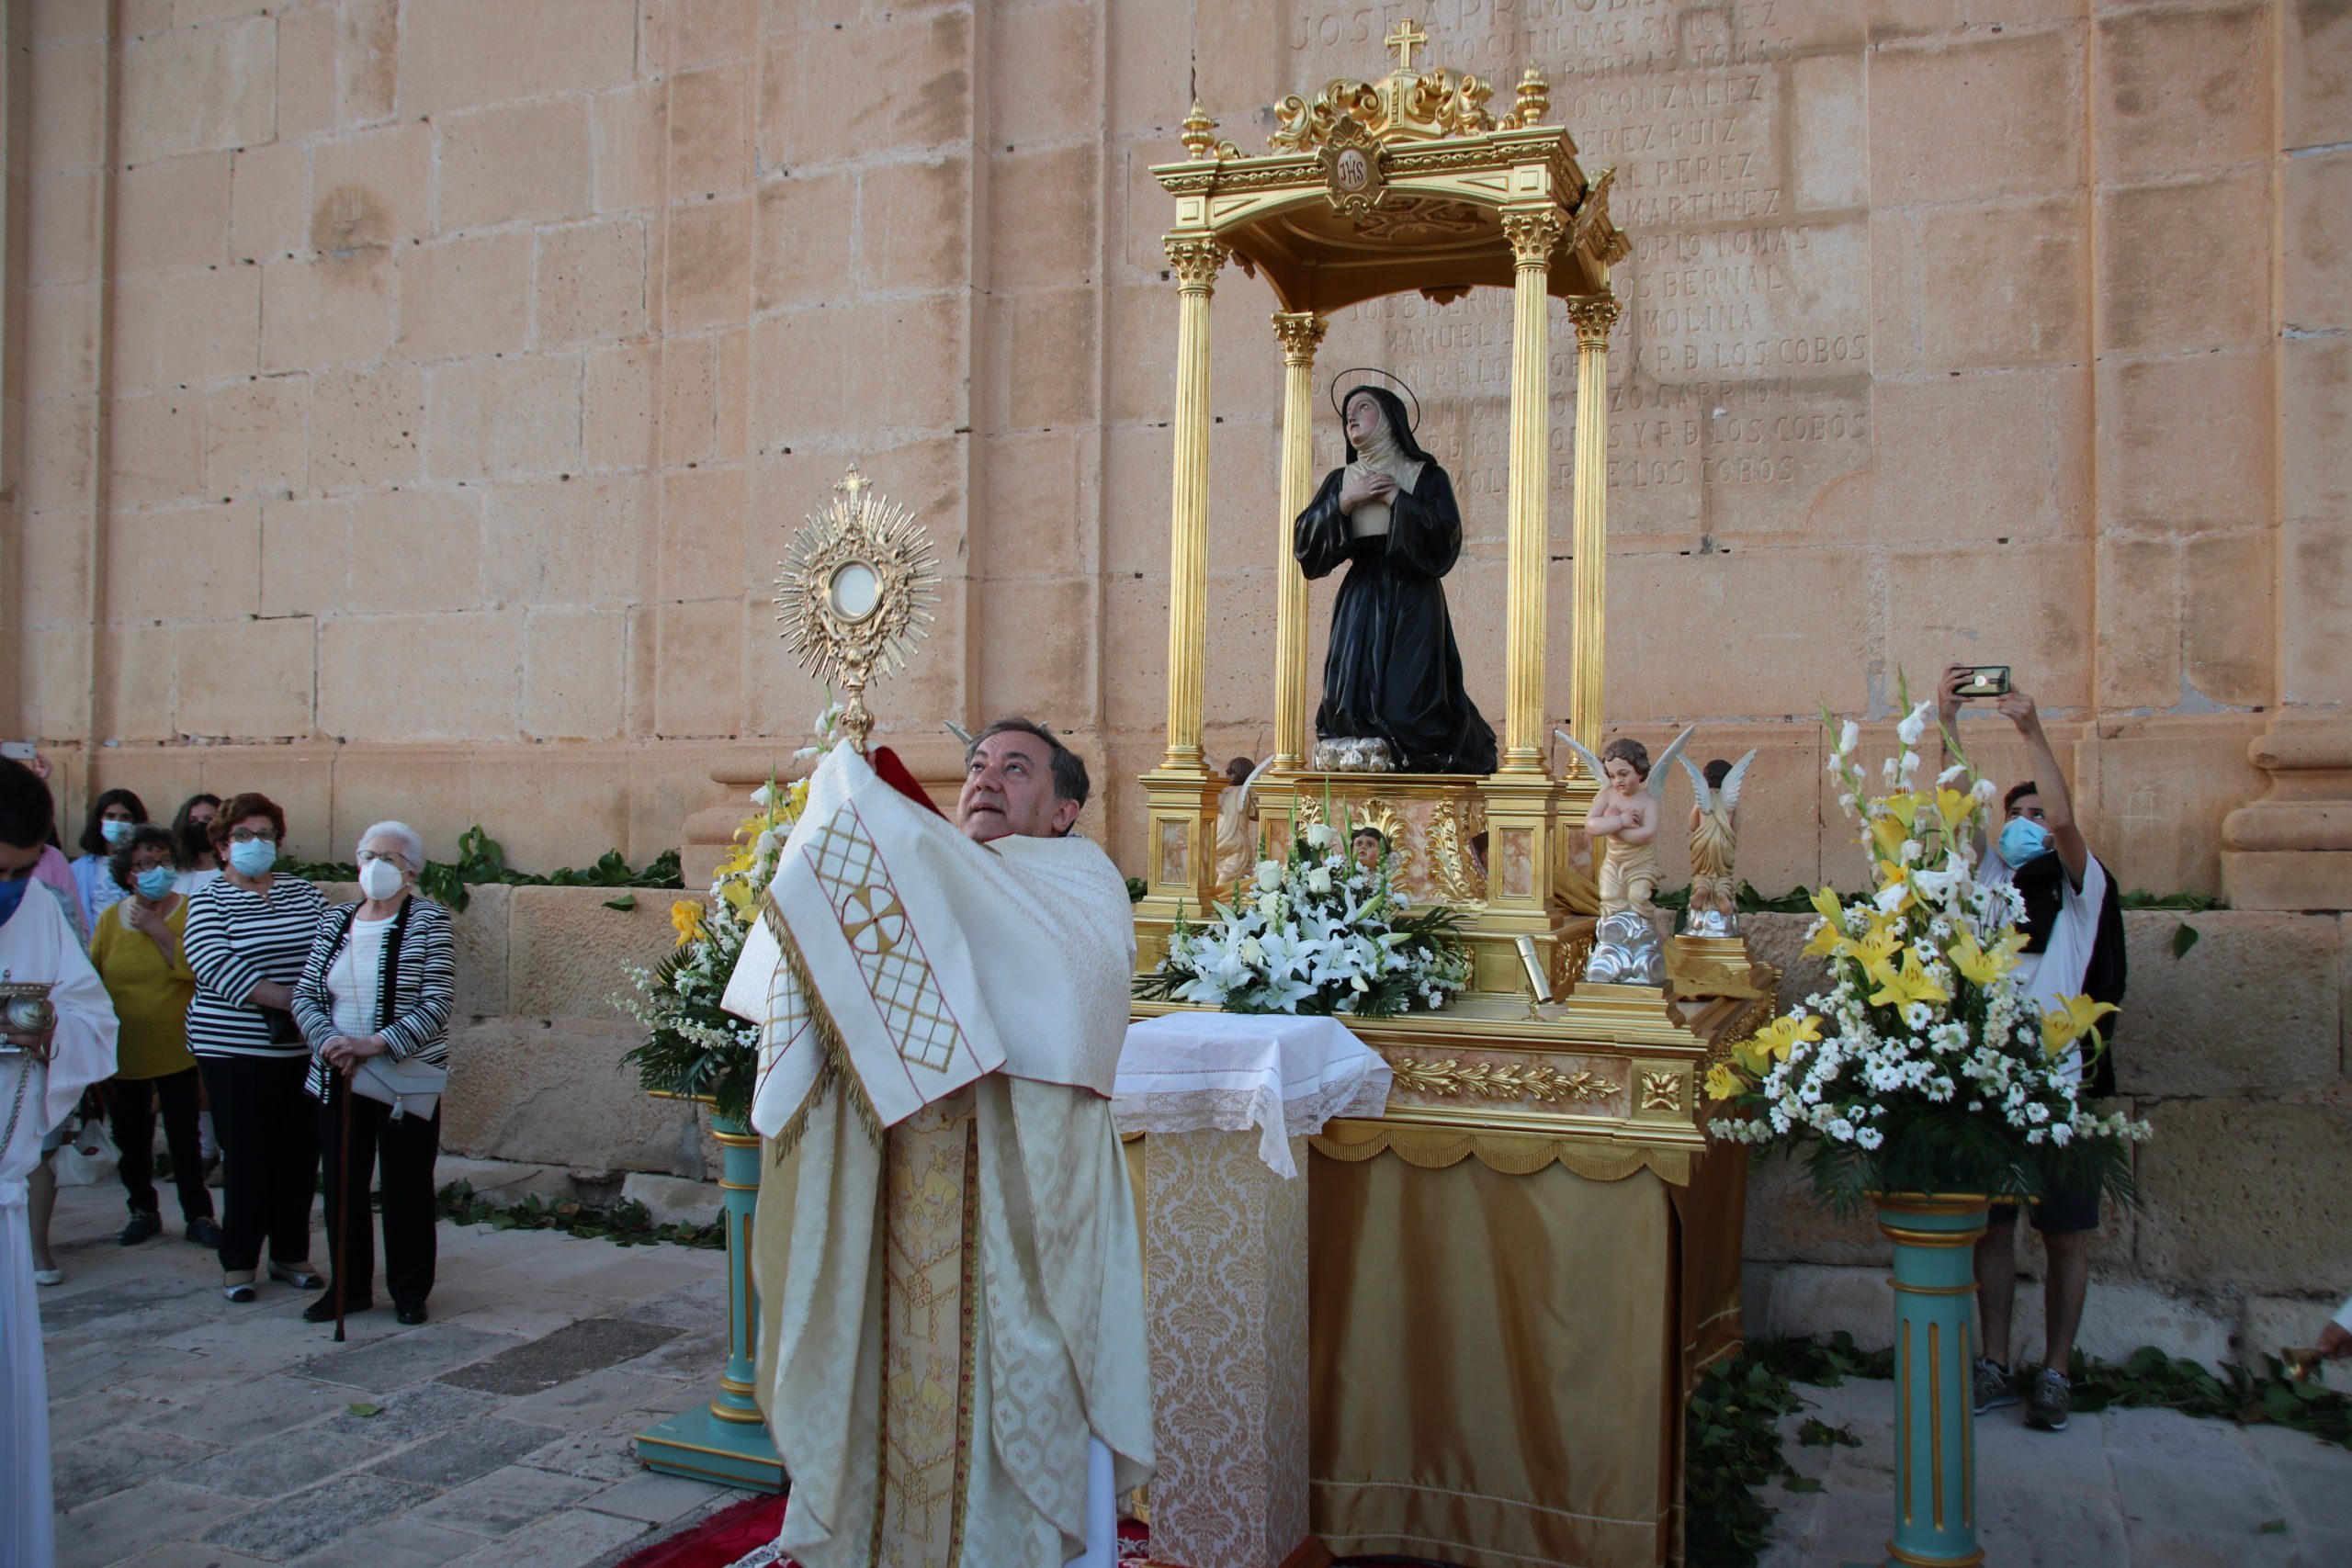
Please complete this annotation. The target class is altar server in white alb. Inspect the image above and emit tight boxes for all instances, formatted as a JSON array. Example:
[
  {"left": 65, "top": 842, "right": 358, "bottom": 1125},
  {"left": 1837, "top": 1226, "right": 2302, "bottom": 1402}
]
[
  {"left": 0, "top": 760, "right": 119, "bottom": 1568},
  {"left": 724, "top": 718, "right": 1150, "bottom": 1568}
]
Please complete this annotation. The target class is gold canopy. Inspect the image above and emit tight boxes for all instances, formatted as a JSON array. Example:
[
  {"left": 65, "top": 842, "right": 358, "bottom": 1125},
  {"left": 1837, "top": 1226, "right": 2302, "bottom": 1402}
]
[{"left": 1136, "top": 21, "right": 1632, "bottom": 1000}]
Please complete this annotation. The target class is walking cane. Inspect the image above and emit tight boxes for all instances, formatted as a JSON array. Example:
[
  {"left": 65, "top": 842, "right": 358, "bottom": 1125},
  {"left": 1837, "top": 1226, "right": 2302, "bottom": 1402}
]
[{"left": 332, "top": 1065, "right": 352, "bottom": 1343}]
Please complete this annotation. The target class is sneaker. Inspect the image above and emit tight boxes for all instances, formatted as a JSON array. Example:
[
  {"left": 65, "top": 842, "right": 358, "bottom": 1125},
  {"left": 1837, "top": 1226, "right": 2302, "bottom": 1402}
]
[
  {"left": 2027, "top": 1367, "right": 2071, "bottom": 1431},
  {"left": 118, "top": 1210, "right": 163, "bottom": 1247},
  {"left": 1973, "top": 1357, "right": 2019, "bottom": 1416},
  {"left": 186, "top": 1216, "right": 223, "bottom": 1248}
]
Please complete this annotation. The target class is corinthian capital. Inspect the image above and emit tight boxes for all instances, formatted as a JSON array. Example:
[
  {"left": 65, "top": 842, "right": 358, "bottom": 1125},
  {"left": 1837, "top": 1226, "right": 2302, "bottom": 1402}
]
[
  {"left": 1164, "top": 234, "right": 1230, "bottom": 291},
  {"left": 1271, "top": 310, "right": 1327, "bottom": 366},
  {"left": 1567, "top": 294, "right": 1623, "bottom": 345},
  {"left": 1499, "top": 208, "right": 1565, "bottom": 268}
]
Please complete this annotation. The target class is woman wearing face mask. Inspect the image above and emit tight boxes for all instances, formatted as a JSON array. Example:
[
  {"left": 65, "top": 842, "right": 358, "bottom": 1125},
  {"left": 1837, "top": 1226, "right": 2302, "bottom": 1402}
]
[
  {"left": 290, "top": 823, "right": 452, "bottom": 1325},
  {"left": 71, "top": 788, "right": 148, "bottom": 940},
  {"left": 183, "top": 793, "right": 328, "bottom": 1302},
  {"left": 171, "top": 793, "right": 223, "bottom": 897},
  {"left": 88, "top": 825, "right": 220, "bottom": 1249}
]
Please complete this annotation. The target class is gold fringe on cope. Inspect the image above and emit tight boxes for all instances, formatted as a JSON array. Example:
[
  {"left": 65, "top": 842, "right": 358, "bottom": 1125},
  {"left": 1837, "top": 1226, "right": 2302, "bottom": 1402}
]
[
  {"left": 759, "top": 892, "right": 882, "bottom": 1158},
  {"left": 1308, "top": 1118, "right": 1693, "bottom": 1185}
]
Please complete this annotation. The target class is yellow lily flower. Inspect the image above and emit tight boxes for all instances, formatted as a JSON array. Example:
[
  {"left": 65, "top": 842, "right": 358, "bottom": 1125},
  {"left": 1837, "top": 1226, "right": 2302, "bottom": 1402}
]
[
  {"left": 1873, "top": 861, "right": 1917, "bottom": 914},
  {"left": 1869, "top": 951, "right": 1951, "bottom": 1012},
  {"left": 2041, "top": 994, "right": 2119, "bottom": 1058},
  {"left": 670, "top": 898, "right": 707, "bottom": 947},
  {"left": 1808, "top": 886, "right": 1846, "bottom": 926},
  {"left": 1951, "top": 930, "right": 2030, "bottom": 987},
  {"left": 1851, "top": 926, "right": 1904, "bottom": 984},
  {"left": 1932, "top": 785, "right": 1975, "bottom": 834},
  {"left": 720, "top": 876, "right": 756, "bottom": 913},
  {"left": 1869, "top": 814, "right": 1911, "bottom": 865},
  {"left": 1750, "top": 1013, "right": 1824, "bottom": 1064},
  {"left": 1802, "top": 888, "right": 1849, "bottom": 958},
  {"left": 1735, "top": 1040, "right": 1773, "bottom": 1075},
  {"left": 1704, "top": 1061, "right": 1746, "bottom": 1101}
]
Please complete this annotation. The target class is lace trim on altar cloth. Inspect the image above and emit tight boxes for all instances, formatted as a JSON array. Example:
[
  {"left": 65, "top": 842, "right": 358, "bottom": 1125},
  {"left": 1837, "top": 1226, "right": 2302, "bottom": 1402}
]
[{"left": 1111, "top": 1073, "right": 1390, "bottom": 1180}]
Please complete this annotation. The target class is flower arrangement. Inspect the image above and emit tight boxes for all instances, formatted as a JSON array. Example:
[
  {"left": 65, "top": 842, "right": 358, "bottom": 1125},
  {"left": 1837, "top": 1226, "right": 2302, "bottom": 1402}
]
[
  {"left": 1136, "top": 821, "right": 1471, "bottom": 1018},
  {"left": 1704, "top": 694, "right": 2149, "bottom": 1208},
  {"left": 617, "top": 705, "right": 838, "bottom": 1124}
]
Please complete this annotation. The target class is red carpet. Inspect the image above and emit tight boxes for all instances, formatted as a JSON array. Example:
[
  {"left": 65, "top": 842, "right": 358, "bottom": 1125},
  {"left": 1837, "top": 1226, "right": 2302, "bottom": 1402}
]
[{"left": 615, "top": 1493, "right": 1155, "bottom": 1568}]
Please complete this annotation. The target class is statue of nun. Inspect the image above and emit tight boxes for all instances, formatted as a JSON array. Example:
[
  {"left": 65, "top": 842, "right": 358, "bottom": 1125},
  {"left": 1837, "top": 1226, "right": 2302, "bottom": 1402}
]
[{"left": 1294, "top": 381, "right": 1498, "bottom": 774}]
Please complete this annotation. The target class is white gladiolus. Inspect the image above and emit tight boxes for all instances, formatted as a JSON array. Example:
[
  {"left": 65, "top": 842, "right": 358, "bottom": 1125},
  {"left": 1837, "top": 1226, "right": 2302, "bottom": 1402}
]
[
  {"left": 1895, "top": 701, "right": 1931, "bottom": 747},
  {"left": 1838, "top": 719, "right": 1860, "bottom": 756}
]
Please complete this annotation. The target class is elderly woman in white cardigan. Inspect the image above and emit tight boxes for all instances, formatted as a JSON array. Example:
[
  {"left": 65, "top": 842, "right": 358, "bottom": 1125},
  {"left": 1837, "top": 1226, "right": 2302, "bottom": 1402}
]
[{"left": 290, "top": 822, "right": 453, "bottom": 1325}]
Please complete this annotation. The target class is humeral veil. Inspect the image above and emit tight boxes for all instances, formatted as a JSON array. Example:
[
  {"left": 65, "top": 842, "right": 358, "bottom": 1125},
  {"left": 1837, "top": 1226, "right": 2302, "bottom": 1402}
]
[{"left": 720, "top": 743, "right": 1152, "bottom": 1567}]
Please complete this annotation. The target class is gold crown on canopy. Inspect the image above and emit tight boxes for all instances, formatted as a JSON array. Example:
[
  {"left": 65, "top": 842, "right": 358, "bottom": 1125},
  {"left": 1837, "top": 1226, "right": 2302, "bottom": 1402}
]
[{"left": 1270, "top": 18, "right": 1553, "bottom": 153}]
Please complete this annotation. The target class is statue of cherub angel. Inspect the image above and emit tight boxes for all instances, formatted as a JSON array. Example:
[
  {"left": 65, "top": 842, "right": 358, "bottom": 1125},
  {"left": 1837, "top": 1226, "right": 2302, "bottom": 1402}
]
[
  {"left": 1678, "top": 749, "right": 1758, "bottom": 936},
  {"left": 1556, "top": 725, "right": 1694, "bottom": 985}
]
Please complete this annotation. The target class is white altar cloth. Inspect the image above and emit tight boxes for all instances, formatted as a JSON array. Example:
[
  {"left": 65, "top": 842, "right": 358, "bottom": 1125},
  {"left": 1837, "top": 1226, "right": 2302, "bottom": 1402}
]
[{"left": 1112, "top": 1012, "right": 1390, "bottom": 1179}]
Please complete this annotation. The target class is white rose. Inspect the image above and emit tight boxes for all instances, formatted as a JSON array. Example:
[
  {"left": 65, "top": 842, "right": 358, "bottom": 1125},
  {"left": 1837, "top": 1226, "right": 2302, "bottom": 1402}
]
[
  {"left": 1306, "top": 867, "right": 1332, "bottom": 894},
  {"left": 1304, "top": 824, "right": 1336, "bottom": 849}
]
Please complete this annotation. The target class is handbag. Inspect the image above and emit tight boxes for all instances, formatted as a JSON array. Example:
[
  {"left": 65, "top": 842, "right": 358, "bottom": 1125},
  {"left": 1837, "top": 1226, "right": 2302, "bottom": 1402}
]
[
  {"left": 349, "top": 1054, "right": 447, "bottom": 1122},
  {"left": 51, "top": 1112, "right": 119, "bottom": 1186}
]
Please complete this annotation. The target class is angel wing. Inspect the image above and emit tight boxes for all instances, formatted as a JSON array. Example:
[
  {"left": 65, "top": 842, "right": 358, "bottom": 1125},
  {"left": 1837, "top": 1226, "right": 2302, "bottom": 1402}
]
[
  {"left": 1554, "top": 728, "right": 1608, "bottom": 785},
  {"left": 944, "top": 720, "right": 974, "bottom": 747},
  {"left": 1645, "top": 725, "right": 1697, "bottom": 801},
  {"left": 1718, "top": 748, "right": 1758, "bottom": 814},
  {"left": 1235, "top": 753, "right": 1278, "bottom": 810},
  {"left": 1678, "top": 754, "right": 1716, "bottom": 814}
]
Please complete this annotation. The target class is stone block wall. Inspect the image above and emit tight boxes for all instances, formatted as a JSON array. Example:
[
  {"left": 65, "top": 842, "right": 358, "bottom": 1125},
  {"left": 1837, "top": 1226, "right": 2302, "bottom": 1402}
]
[
  {"left": 1743, "top": 908, "right": 2352, "bottom": 1375},
  {"left": 0, "top": 1, "right": 2341, "bottom": 908}
]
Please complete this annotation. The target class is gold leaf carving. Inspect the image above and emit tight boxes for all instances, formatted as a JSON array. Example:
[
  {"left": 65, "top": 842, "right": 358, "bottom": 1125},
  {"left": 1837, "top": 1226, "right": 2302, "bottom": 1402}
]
[
  {"left": 1390, "top": 1055, "right": 1619, "bottom": 1106},
  {"left": 1638, "top": 1069, "right": 1681, "bottom": 1113}
]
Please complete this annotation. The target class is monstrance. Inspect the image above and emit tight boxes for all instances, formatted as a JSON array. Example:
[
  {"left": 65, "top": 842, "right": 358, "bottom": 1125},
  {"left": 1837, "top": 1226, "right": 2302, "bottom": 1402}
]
[{"left": 774, "top": 464, "right": 941, "bottom": 753}]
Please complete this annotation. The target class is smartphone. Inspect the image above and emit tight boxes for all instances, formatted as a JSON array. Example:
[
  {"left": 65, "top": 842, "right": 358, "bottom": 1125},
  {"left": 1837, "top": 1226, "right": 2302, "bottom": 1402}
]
[
  {"left": 1954, "top": 666, "right": 2010, "bottom": 699},
  {"left": 0, "top": 741, "right": 35, "bottom": 761}
]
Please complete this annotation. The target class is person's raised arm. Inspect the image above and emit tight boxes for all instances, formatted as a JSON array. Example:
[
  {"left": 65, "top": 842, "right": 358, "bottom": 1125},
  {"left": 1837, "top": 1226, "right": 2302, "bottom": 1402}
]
[
  {"left": 1999, "top": 687, "right": 2088, "bottom": 890},
  {"left": 1935, "top": 663, "right": 1971, "bottom": 776}
]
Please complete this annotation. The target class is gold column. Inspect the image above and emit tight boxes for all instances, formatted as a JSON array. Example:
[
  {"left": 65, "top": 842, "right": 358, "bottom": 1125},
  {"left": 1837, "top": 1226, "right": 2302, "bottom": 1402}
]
[
  {"left": 1498, "top": 208, "right": 1564, "bottom": 774},
  {"left": 1272, "top": 310, "right": 1326, "bottom": 772},
  {"left": 1134, "top": 232, "right": 1231, "bottom": 961},
  {"left": 1566, "top": 294, "right": 1622, "bottom": 752},
  {"left": 1160, "top": 233, "right": 1228, "bottom": 771}
]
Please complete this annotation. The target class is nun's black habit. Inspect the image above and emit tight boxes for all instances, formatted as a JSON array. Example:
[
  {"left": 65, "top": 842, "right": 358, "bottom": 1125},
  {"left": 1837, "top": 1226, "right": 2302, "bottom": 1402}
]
[{"left": 1294, "top": 385, "right": 1498, "bottom": 774}]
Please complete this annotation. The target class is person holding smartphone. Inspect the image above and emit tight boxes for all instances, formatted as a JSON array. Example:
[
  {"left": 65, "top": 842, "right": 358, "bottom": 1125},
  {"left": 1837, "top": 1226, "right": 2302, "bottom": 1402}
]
[{"left": 1934, "top": 665, "right": 2128, "bottom": 1435}]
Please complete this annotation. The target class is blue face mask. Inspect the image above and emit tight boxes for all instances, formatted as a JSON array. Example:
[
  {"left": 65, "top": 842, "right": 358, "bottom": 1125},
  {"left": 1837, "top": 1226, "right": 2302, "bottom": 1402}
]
[
  {"left": 227, "top": 839, "right": 277, "bottom": 877},
  {"left": 0, "top": 875, "right": 27, "bottom": 928},
  {"left": 1998, "top": 817, "right": 2052, "bottom": 869},
  {"left": 135, "top": 865, "right": 177, "bottom": 900},
  {"left": 100, "top": 818, "right": 136, "bottom": 847}
]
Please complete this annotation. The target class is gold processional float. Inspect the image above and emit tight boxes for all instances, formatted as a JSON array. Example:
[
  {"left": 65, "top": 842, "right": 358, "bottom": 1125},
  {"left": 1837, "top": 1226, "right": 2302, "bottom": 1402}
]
[{"left": 1126, "top": 22, "right": 1767, "bottom": 1568}]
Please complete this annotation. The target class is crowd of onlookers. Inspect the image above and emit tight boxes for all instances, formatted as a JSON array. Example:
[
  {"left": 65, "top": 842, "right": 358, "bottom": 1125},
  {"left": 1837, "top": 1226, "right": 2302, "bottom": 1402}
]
[{"left": 2, "top": 756, "right": 454, "bottom": 1325}]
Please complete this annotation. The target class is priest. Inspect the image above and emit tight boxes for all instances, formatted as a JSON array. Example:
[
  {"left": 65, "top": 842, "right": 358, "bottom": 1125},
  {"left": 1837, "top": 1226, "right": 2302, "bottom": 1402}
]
[
  {"left": 1, "top": 760, "right": 118, "bottom": 1568},
  {"left": 723, "top": 718, "right": 1150, "bottom": 1567}
]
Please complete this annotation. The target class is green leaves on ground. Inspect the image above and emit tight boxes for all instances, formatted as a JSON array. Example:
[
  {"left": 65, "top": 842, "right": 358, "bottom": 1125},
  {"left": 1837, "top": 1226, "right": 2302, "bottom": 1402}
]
[
  {"left": 1690, "top": 1337, "right": 2352, "bottom": 1568},
  {"left": 345, "top": 1403, "right": 380, "bottom": 1417},
  {"left": 2172, "top": 920, "right": 2200, "bottom": 959},
  {"left": 284, "top": 829, "right": 685, "bottom": 913},
  {"left": 434, "top": 1181, "right": 725, "bottom": 1251},
  {"left": 2066, "top": 1344, "right": 2352, "bottom": 1450}
]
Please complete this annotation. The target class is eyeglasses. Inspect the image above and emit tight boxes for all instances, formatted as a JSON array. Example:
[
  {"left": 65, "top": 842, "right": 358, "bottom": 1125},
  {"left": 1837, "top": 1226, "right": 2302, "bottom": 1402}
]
[
  {"left": 227, "top": 829, "right": 277, "bottom": 845},
  {"left": 356, "top": 851, "right": 409, "bottom": 868}
]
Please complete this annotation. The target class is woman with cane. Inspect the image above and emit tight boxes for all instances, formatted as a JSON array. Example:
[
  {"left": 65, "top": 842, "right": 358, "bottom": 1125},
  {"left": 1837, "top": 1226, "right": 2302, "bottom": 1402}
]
[{"left": 291, "top": 823, "right": 453, "bottom": 1327}]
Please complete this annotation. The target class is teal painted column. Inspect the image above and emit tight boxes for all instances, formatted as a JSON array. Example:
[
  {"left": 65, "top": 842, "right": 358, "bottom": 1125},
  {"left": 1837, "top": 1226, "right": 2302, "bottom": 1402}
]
[
  {"left": 1874, "top": 1195, "right": 1986, "bottom": 1568},
  {"left": 636, "top": 1112, "right": 786, "bottom": 1493}
]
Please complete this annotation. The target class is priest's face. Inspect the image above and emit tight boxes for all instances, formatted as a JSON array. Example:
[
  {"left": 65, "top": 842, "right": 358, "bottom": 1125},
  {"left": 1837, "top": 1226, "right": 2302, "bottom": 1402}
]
[{"left": 959, "top": 732, "right": 1080, "bottom": 842}]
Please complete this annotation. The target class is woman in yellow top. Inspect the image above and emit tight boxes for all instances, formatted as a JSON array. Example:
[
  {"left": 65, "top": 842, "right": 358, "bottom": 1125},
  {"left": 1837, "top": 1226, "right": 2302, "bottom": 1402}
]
[{"left": 87, "top": 824, "right": 220, "bottom": 1248}]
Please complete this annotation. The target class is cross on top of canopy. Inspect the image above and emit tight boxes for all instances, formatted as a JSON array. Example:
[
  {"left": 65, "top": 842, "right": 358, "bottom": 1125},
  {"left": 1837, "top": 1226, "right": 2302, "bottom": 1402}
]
[{"left": 1154, "top": 20, "right": 1631, "bottom": 317}]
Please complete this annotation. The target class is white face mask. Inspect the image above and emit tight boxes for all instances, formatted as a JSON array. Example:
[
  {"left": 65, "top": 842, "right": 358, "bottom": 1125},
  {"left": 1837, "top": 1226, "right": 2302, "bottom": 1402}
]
[{"left": 358, "top": 858, "right": 406, "bottom": 901}]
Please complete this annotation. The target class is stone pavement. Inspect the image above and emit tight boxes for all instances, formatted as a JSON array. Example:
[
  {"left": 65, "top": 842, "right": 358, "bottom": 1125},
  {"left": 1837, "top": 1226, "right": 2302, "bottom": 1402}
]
[
  {"left": 1760, "top": 1372, "right": 2352, "bottom": 1568},
  {"left": 39, "top": 1173, "right": 746, "bottom": 1567},
  {"left": 43, "top": 1166, "right": 2352, "bottom": 1568}
]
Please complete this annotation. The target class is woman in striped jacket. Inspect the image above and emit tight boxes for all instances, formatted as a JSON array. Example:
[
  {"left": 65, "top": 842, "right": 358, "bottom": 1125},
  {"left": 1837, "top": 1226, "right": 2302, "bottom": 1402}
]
[
  {"left": 184, "top": 792, "right": 328, "bottom": 1303},
  {"left": 291, "top": 821, "right": 454, "bottom": 1325}
]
